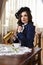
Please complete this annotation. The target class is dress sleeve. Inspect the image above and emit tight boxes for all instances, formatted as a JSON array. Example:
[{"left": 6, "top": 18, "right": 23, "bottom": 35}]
[{"left": 26, "top": 26, "right": 35, "bottom": 41}]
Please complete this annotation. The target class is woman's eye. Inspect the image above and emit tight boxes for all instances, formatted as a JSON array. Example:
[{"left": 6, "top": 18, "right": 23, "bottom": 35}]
[{"left": 24, "top": 15, "right": 27, "bottom": 16}]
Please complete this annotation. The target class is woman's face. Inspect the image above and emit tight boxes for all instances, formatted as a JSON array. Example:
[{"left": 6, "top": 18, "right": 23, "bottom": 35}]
[{"left": 20, "top": 11, "right": 29, "bottom": 24}]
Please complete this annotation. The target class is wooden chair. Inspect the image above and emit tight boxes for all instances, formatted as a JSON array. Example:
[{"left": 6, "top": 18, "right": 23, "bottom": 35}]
[
  {"left": 33, "top": 32, "right": 42, "bottom": 65},
  {"left": 34, "top": 32, "right": 41, "bottom": 47}
]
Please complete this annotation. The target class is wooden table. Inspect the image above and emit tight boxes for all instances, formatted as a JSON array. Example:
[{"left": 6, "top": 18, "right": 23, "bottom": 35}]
[{"left": 0, "top": 47, "right": 41, "bottom": 65}]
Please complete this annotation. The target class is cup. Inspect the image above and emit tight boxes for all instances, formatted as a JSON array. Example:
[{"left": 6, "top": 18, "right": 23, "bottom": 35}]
[{"left": 12, "top": 43, "right": 21, "bottom": 48}]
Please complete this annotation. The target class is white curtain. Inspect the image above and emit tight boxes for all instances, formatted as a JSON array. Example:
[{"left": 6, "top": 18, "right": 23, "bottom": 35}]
[
  {"left": 5, "top": 0, "right": 37, "bottom": 28},
  {"left": 5, "top": 0, "right": 43, "bottom": 33}
]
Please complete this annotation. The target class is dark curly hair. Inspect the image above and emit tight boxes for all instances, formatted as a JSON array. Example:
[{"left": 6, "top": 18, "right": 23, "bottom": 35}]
[{"left": 15, "top": 7, "right": 33, "bottom": 26}]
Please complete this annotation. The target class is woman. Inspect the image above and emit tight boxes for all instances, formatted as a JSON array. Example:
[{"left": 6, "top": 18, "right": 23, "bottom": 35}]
[{"left": 14, "top": 7, "right": 35, "bottom": 48}]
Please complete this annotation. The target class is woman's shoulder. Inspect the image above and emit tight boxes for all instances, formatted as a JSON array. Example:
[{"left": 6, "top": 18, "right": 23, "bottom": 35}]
[
  {"left": 27, "top": 22, "right": 35, "bottom": 33},
  {"left": 27, "top": 22, "right": 35, "bottom": 28}
]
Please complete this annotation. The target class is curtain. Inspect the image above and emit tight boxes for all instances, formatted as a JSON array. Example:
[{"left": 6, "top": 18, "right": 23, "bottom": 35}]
[
  {"left": 5, "top": 0, "right": 37, "bottom": 29},
  {"left": 4, "top": 0, "right": 43, "bottom": 34}
]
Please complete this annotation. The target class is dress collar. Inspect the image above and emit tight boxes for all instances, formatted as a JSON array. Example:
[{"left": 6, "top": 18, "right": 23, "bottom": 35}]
[{"left": 22, "top": 23, "right": 28, "bottom": 27}]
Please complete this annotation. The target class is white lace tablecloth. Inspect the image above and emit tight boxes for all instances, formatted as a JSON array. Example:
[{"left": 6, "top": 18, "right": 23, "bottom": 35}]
[{"left": 0, "top": 44, "right": 32, "bottom": 56}]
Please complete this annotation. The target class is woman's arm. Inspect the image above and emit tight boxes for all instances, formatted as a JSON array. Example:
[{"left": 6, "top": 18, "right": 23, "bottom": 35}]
[{"left": 17, "top": 25, "right": 35, "bottom": 47}]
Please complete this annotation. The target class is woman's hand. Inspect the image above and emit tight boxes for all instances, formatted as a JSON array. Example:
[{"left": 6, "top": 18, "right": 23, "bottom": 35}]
[{"left": 17, "top": 26, "right": 23, "bottom": 33}]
